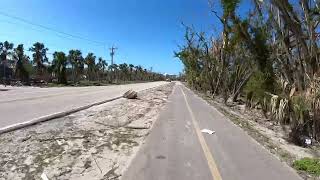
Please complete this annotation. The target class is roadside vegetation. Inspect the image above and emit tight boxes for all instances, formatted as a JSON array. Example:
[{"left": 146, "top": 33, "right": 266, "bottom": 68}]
[
  {"left": 0, "top": 41, "right": 166, "bottom": 86},
  {"left": 176, "top": 0, "right": 320, "bottom": 171},
  {"left": 294, "top": 158, "right": 320, "bottom": 176}
]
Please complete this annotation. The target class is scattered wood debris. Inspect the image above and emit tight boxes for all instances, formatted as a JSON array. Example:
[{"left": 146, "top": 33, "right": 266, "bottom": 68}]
[{"left": 0, "top": 83, "right": 175, "bottom": 180}]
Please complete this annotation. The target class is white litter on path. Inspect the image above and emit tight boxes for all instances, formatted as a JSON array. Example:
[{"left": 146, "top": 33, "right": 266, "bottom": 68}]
[
  {"left": 305, "top": 138, "right": 312, "bottom": 145},
  {"left": 201, "top": 129, "right": 215, "bottom": 135},
  {"left": 41, "top": 172, "right": 49, "bottom": 180}
]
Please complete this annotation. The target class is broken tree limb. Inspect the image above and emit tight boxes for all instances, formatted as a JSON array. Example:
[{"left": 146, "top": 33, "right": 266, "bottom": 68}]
[
  {"left": 91, "top": 154, "right": 102, "bottom": 174},
  {"left": 103, "top": 163, "right": 120, "bottom": 179},
  {"left": 38, "top": 136, "right": 86, "bottom": 142},
  {"left": 125, "top": 125, "right": 150, "bottom": 129},
  {"left": 21, "top": 136, "right": 32, "bottom": 142},
  {"left": 109, "top": 175, "right": 121, "bottom": 180},
  {"left": 94, "top": 121, "right": 118, "bottom": 128}
]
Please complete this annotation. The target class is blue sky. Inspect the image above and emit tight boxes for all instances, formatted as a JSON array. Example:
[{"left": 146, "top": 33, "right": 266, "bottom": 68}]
[{"left": 1, "top": 0, "right": 251, "bottom": 74}]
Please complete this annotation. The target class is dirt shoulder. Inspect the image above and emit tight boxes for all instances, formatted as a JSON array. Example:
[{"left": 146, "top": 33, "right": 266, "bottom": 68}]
[
  {"left": 191, "top": 89, "right": 320, "bottom": 180},
  {"left": 0, "top": 83, "right": 175, "bottom": 180}
]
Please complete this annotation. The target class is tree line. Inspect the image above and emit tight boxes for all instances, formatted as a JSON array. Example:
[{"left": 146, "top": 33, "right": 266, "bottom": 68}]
[
  {"left": 176, "top": 0, "right": 320, "bottom": 145},
  {"left": 0, "top": 41, "right": 165, "bottom": 85}
]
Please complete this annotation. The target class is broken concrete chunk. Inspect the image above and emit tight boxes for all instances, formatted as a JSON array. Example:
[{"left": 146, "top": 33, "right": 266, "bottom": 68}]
[{"left": 123, "top": 90, "right": 138, "bottom": 99}]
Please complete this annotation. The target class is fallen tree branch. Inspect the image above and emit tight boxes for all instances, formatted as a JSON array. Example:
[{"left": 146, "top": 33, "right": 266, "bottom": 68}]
[
  {"left": 94, "top": 121, "right": 118, "bottom": 128},
  {"left": 108, "top": 175, "right": 121, "bottom": 180},
  {"left": 38, "top": 136, "right": 85, "bottom": 142},
  {"left": 103, "top": 163, "right": 120, "bottom": 180},
  {"left": 91, "top": 154, "right": 102, "bottom": 174},
  {"left": 21, "top": 136, "right": 32, "bottom": 142},
  {"left": 125, "top": 126, "right": 149, "bottom": 129}
]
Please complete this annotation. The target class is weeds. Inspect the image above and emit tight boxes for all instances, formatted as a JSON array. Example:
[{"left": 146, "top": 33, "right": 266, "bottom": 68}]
[{"left": 293, "top": 158, "right": 320, "bottom": 177}]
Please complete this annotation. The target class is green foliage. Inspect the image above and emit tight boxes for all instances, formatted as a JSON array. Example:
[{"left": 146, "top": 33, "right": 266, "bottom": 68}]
[
  {"left": 229, "top": 19, "right": 249, "bottom": 48},
  {"left": 52, "top": 52, "right": 68, "bottom": 84},
  {"left": 29, "top": 42, "right": 48, "bottom": 76},
  {"left": 0, "top": 40, "right": 165, "bottom": 86},
  {"left": 14, "top": 44, "right": 30, "bottom": 83},
  {"left": 84, "top": 52, "right": 96, "bottom": 81},
  {"left": 177, "top": 0, "right": 320, "bottom": 147},
  {"left": 250, "top": 26, "right": 276, "bottom": 94},
  {"left": 0, "top": 41, "right": 14, "bottom": 64},
  {"left": 68, "top": 49, "right": 84, "bottom": 83},
  {"left": 293, "top": 158, "right": 320, "bottom": 176},
  {"left": 251, "top": 27, "right": 270, "bottom": 71},
  {"left": 291, "top": 96, "right": 310, "bottom": 123},
  {"left": 221, "top": 0, "right": 240, "bottom": 16},
  {"left": 24, "top": 62, "right": 34, "bottom": 75},
  {"left": 174, "top": 39, "right": 202, "bottom": 89},
  {"left": 244, "top": 71, "right": 267, "bottom": 101}
]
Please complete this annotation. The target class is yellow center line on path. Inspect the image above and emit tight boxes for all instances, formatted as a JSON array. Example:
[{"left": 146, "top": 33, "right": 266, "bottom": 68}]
[{"left": 180, "top": 86, "right": 223, "bottom": 180}]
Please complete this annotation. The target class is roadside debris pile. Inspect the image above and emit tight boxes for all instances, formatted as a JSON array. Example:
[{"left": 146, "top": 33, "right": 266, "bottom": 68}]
[{"left": 0, "top": 83, "right": 174, "bottom": 180}]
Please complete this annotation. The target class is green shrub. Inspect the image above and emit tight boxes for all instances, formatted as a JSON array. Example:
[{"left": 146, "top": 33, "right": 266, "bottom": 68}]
[
  {"left": 244, "top": 71, "right": 267, "bottom": 101},
  {"left": 293, "top": 158, "right": 320, "bottom": 176}
]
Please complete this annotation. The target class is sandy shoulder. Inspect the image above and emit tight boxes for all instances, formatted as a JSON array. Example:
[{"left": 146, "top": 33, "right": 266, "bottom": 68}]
[{"left": 0, "top": 83, "right": 175, "bottom": 180}]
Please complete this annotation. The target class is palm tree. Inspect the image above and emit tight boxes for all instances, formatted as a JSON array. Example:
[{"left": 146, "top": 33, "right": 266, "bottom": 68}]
[
  {"left": 84, "top": 53, "right": 96, "bottom": 81},
  {"left": 13, "top": 44, "right": 29, "bottom": 83},
  {"left": 143, "top": 68, "right": 148, "bottom": 81},
  {"left": 96, "top": 57, "right": 103, "bottom": 81},
  {"left": 96, "top": 57, "right": 108, "bottom": 81},
  {"left": 124, "top": 63, "right": 129, "bottom": 80},
  {"left": 108, "top": 63, "right": 118, "bottom": 82},
  {"left": 52, "top": 52, "right": 68, "bottom": 84},
  {"left": 129, "top": 64, "right": 134, "bottom": 81},
  {"left": 0, "top": 41, "right": 14, "bottom": 83},
  {"left": 29, "top": 42, "right": 48, "bottom": 77},
  {"left": 68, "top": 49, "right": 83, "bottom": 83},
  {"left": 135, "top": 65, "right": 143, "bottom": 81},
  {"left": 118, "top": 63, "right": 129, "bottom": 81},
  {"left": 102, "top": 59, "right": 108, "bottom": 76}
]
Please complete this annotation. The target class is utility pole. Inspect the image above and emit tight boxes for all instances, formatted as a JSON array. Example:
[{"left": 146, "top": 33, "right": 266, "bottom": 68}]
[{"left": 109, "top": 46, "right": 118, "bottom": 65}]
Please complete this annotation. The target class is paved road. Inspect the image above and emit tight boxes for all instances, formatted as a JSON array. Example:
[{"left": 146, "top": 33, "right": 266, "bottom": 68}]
[
  {"left": 0, "top": 81, "right": 167, "bottom": 129},
  {"left": 122, "top": 83, "right": 302, "bottom": 180}
]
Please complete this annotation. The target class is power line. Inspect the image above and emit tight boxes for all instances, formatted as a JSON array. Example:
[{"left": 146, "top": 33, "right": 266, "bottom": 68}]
[
  {"left": 0, "top": 11, "right": 105, "bottom": 46},
  {"left": 0, "top": 23, "right": 108, "bottom": 61},
  {"left": 0, "top": 19, "right": 101, "bottom": 47},
  {"left": 0, "top": 12, "right": 116, "bottom": 63}
]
